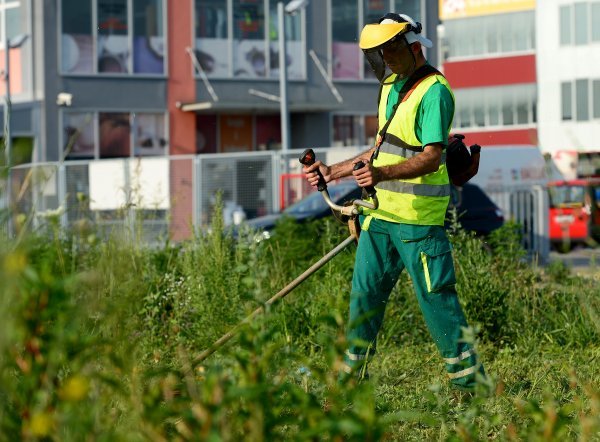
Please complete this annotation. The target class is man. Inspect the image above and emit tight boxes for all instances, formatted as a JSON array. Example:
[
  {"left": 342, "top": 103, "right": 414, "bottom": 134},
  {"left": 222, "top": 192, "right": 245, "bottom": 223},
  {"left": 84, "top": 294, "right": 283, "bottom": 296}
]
[{"left": 302, "top": 13, "right": 484, "bottom": 391}]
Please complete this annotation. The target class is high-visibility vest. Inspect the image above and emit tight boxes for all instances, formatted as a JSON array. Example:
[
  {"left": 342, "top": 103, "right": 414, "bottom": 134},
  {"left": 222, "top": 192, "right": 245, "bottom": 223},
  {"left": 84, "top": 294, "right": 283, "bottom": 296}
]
[{"left": 363, "top": 73, "right": 454, "bottom": 226}]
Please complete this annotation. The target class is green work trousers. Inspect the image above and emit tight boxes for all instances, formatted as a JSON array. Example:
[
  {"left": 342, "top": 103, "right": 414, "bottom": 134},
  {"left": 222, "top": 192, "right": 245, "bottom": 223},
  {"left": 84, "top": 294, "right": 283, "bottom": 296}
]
[{"left": 343, "top": 216, "right": 484, "bottom": 390}]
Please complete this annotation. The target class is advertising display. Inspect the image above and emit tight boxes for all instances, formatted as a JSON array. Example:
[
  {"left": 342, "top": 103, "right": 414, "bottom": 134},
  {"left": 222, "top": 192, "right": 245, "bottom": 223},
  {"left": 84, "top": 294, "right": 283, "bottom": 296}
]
[{"left": 440, "top": 0, "right": 535, "bottom": 19}]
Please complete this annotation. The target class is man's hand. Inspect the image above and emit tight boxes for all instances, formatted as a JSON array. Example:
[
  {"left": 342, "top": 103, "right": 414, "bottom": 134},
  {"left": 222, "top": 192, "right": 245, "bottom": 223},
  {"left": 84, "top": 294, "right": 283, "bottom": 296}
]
[
  {"left": 352, "top": 160, "right": 381, "bottom": 188},
  {"left": 302, "top": 161, "right": 332, "bottom": 188}
]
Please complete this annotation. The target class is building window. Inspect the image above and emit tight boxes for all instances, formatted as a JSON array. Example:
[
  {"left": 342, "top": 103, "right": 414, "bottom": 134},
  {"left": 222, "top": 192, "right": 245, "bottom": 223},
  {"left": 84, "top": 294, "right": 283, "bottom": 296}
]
[
  {"left": 561, "top": 82, "right": 572, "bottom": 120},
  {"left": 62, "top": 111, "right": 168, "bottom": 159},
  {"left": 453, "top": 84, "right": 536, "bottom": 129},
  {"left": 63, "top": 112, "right": 96, "bottom": 159},
  {"left": 332, "top": 0, "right": 422, "bottom": 80},
  {"left": 592, "top": 2, "right": 600, "bottom": 41},
  {"left": 560, "top": 5, "right": 572, "bottom": 45},
  {"left": 332, "top": 114, "right": 377, "bottom": 146},
  {"left": 61, "top": 0, "right": 165, "bottom": 75},
  {"left": 194, "top": 0, "right": 305, "bottom": 79},
  {"left": 593, "top": 79, "right": 600, "bottom": 119},
  {"left": 560, "top": 1, "right": 600, "bottom": 46},
  {"left": 574, "top": 2, "right": 588, "bottom": 45},
  {"left": 133, "top": 113, "right": 167, "bottom": 156},
  {"left": 332, "top": 0, "right": 359, "bottom": 79},
  {"left": 576, "top": 79, "right": 589, "bottom": 121},
  {"left": 442, "top": 11, "right": 534, "bottom": 60}
]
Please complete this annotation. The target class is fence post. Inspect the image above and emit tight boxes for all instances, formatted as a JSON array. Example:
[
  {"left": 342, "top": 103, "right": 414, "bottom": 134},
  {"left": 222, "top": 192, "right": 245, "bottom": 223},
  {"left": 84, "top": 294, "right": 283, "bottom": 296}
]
[
  {"left": 58, "top": 163, "right": 68, "bottom": 230},
  {"left": 193, "top": 156, "right": 199, "bottom": 230},
  {"left": 273, "top": 151, "right": 280, "bottom": 213}
]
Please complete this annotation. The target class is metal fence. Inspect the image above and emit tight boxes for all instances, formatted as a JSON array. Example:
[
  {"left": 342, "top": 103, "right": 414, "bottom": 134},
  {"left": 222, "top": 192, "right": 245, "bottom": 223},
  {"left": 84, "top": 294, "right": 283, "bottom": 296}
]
[{"left": 5, "top": 147, "right": 549, "bottom": 261}]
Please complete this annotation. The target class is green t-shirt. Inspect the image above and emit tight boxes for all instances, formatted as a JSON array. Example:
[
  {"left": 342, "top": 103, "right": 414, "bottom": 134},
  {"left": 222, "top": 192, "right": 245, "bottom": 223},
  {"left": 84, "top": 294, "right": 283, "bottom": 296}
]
[{"left": 385, "top": 71, "right": 454, "bottom": 147}]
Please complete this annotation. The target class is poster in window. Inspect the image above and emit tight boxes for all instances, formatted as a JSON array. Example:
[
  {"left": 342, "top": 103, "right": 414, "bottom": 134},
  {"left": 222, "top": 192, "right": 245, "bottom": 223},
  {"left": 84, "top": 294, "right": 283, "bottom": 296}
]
[
  {"left": 99, "top": 113, "right": 131, "bottom": 158},
  {"left": 62, "top": 34, "right": 94, "bottom": 74},
  {"left": 194, "top": 38, "right": 229, "bottom": 77},
  {"left": 333, "top": 43, "right": 360, "bottom": 79},
  {"left": 98, "top": 0, "right": 130, "bottom": 73},
  {"left": 63, "top": 113, "right": 95, "bottom": 159},
  {"left": 134, "top": 114, "right": 167, "bottom": 156}
]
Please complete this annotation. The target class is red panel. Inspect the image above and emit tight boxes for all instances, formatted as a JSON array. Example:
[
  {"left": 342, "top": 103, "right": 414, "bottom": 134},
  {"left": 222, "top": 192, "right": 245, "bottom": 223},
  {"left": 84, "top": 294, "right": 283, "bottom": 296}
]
[
  {"left": 168, "top": 0, "right": 196, "bottom": 240},
  {"left": 457, "top": 128, "right": 538, "bottom": 146},
  {"left": 443, "top": 54, "right": 536, "bottom": 88},
  {"left": 168, "top": 0, "right": 196, "bottom": 156}
]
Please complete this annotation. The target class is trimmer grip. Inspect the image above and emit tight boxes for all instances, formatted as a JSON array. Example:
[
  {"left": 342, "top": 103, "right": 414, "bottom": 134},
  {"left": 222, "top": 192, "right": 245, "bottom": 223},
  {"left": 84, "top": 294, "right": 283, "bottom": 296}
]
[
  {"left": 353, "top": 161, "right": 377, "bottom": 199},
  {"left": 299, "top": 148, "right": 327, "bottom": 191}
]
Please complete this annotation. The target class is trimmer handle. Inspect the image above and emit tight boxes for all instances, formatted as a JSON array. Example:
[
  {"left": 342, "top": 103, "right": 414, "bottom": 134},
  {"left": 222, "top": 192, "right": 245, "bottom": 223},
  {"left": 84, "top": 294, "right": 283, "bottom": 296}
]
[
  {"left": 299, "top": 148, "right": 327, "bottom": 192},
  {"left": 353, "top": 161, "right": 377, "bottom": 199}
]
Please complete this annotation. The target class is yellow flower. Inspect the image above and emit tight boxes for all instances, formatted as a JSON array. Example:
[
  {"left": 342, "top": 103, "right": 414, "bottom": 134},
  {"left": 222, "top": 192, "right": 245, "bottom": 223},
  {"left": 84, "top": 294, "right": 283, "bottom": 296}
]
[
  {"left": 29, "top": 412, "right": 53, "bottom": 437},
  {"left": 59, "top": 375, "right": 90, "bottom": 402},
  {"left": 4, "top": 252, "right": 27, "bottom": 275}
]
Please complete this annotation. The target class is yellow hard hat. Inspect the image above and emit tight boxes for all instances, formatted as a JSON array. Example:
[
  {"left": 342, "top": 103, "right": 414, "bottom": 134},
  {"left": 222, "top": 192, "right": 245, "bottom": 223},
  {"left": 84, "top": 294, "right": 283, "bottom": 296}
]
[{"left": 359, "top": 22, "right": 410, "bottom": 50}]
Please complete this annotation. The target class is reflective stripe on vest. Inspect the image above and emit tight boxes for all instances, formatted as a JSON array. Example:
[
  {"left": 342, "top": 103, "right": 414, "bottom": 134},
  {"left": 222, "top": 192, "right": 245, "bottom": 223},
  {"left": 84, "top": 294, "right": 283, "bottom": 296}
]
[{"left": 364, "top": 73, "right": 454, "bottom": 226}]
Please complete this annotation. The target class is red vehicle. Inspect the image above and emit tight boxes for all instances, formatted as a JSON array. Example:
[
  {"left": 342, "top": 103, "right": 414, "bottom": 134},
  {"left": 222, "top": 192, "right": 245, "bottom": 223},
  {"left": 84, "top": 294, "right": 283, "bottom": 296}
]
[{"left": 548, "top": 178, "right": 600, "bottom": 251}]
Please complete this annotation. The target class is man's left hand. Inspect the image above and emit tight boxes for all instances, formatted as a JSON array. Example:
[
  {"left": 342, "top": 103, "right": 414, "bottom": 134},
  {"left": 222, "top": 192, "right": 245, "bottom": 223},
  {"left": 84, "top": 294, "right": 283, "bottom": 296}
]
[{"left": 352, "top": 160, "right": 381, "bottom": 188}]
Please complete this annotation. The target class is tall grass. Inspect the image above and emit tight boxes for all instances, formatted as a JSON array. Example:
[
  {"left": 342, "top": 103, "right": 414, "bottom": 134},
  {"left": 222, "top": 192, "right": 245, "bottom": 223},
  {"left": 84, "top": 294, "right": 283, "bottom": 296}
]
[{"left": 0, "top": 203, "right": 599, "bottom": 440}]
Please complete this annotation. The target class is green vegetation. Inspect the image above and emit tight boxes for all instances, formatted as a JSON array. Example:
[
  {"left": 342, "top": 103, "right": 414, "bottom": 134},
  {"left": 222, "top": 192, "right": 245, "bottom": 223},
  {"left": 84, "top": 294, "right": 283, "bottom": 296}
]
[{"left": 1, "top": 205, "right": 599, "bottom": 441}]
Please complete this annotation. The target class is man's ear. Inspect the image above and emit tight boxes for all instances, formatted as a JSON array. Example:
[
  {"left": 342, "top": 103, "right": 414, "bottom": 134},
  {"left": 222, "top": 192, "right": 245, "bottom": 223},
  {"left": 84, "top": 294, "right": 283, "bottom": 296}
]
[{"left": 411, "top": 42, "right": 422, "bottom": 55}]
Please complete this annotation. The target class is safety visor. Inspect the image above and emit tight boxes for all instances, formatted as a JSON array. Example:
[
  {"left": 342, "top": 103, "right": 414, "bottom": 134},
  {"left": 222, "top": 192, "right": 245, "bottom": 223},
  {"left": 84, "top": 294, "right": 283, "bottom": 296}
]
[
  {"left": 359, "top": 22, "right": 411, "bottom": 51},
  {"left": 359, "top": 23, "right": 409, "bottom": 85}
]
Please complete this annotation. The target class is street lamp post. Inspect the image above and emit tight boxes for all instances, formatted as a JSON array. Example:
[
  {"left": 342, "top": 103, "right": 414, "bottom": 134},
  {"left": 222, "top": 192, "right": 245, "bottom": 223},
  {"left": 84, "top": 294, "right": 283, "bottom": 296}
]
[
  {"left": 278, "top": 0, "right": 308, "bottom": 154},
  {"left": 2, "top": 33, "right": 28, "bottom": 236}
]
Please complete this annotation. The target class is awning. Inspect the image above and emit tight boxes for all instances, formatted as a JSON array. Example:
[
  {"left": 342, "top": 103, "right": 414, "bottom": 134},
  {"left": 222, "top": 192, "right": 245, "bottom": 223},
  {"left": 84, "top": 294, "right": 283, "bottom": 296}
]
[{"left": 176, "top": 100, "right": 342, "bottom": 114}]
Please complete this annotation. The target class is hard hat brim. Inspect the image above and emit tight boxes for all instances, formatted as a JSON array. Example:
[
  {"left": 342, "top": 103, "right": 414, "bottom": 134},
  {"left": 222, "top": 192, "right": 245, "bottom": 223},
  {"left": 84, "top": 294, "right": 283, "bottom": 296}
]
[{"left": 359, "top": 23, "right": 410, "bottom": 50}]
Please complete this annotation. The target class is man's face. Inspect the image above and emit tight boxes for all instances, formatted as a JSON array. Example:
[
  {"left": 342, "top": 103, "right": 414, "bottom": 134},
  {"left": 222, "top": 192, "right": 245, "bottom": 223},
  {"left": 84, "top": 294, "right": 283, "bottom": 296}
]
[{"left": 382, "top": 38, "right": 417, "bottom": 77}]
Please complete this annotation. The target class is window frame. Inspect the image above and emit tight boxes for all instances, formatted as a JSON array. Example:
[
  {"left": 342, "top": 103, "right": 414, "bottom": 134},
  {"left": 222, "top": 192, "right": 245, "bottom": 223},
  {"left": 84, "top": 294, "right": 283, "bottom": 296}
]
[
  {"left": 192, "top": 0, "right": 308, "bottom": 81},
  {"left": 60, "top": 109, "right": 169, "bottom": 160},
  {"left": 58, "top": 0, "right": 168, "bottom": 77}
]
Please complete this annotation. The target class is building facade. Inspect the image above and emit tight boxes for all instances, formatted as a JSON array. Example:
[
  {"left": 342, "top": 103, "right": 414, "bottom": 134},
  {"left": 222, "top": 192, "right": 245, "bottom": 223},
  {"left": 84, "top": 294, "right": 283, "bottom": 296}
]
[
  {"left": 438, "top": 0, "right": 538, "bottom": 147},
  {"left": 537, "top": 0, "right": 600, "bottom": 179},
  {"left": 3, "top": 0, "right": 439, "bottom": 166}
]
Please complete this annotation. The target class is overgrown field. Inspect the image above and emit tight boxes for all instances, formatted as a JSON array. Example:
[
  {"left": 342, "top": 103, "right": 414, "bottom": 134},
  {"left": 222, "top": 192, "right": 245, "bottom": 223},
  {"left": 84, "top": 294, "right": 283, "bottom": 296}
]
[{"left": 1, "top": 207, "right": 599, "bottom": 441}]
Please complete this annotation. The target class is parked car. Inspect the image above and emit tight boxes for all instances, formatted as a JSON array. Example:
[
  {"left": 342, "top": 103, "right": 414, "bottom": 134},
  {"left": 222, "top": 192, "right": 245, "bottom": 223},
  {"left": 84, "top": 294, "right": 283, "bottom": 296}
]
[{"left": 242, "top": 180, "right": 504, "bottom": 238}]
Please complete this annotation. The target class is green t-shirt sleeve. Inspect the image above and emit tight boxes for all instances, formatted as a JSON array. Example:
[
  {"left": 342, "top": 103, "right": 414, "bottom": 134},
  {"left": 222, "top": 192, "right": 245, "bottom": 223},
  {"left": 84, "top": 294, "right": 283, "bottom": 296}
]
[{"left": 415, "top": 82, "right": 455, "bottom": 147}]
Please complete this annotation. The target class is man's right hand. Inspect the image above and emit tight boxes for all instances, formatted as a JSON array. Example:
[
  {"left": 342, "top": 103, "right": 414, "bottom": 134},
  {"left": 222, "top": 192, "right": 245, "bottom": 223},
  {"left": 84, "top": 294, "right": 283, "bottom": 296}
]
[{"left": 302, "top": 161, "right": 331, "bottom": 188}]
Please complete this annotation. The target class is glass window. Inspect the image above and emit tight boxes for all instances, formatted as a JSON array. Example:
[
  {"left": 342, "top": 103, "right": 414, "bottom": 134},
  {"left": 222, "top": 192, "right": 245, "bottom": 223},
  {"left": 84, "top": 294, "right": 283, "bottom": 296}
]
[
  {"left": 574, "top": 2, "right": 588, "bottom": 45},
  {"left": 561, "top": 82, "right": 573, "bottom": 121},
  {"left": 333, "top": 115, "right": 360, "bottom": 146},
  {"left": 592, "top": 2, "right": 600, "bottom": 42},
  {"left": 97, "top": 0, "right": 130, "bottom": 73},
  {"left": 593, "top": 79, "right": 600, "bottom": 119},
  {"left": 133, "top": 0, "right": 164, "bottom": 74},
  {"left": 576, "top": 79, "right": 589, "bottom": 121},
  {"left": 133, "top": 113, "right": 167, "bottom": 156},
  {"left": 61, "top": 0, "right": 93, "bottom": 73},
  {"left": 233, "top": 0, "right": 266, "bottom": 78},
  {"left": 196, "top": 114, "right": 218, "bottom": 154},
  {"left": 363, "top": 0, "right": 387, "bottom": 79},
  {"left": 560, "top": 5, "right": 572, "bottom": 45},
  {"left": 499, "top": 15, "right": 513, "bottom": 52},
  {"left": 485, "top": 16, "right": 498, "bottom": 53},
  {"left": 268, "top": 0, "right": 303, "bottom": 80},
  {"left": 488, "top": 100, "right": 500, "bottom": 126},
  {"left": 99, "top": 112, "right": 131, "bottom": 157},
  {"left": 195, "top": 0, "right": 229, "bottom": 77},
  {"left": 5, "top": 0, "right": 24, "bottom": 42},
  {"left": 394, "top": 0, "right": 420, "bottom": 21},
  {"left": 256, "top": 115, "right": 281, "bottom": 150},
  {"left": 63, "top": 112, "right": 95, "bottom": 159},
  {"left": 502, "top": 93, "right": 514, "bottom": 126},
  {"left": 332, "top": 0, "right": 359, "bottom": 79}
]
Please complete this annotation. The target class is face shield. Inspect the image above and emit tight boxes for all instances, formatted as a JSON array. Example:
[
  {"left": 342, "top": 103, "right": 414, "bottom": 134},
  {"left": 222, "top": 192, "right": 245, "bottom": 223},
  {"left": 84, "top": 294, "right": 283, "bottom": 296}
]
[{"left": 362, "top": 37, "right": 411, "bottom": 84}]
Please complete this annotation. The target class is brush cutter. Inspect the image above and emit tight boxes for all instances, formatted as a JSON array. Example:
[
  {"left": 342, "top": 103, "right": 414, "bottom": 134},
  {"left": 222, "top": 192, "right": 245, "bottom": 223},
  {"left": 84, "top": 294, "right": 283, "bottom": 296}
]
[{"left": 193, "top": 149, "right": 379, "bottom": 365}]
